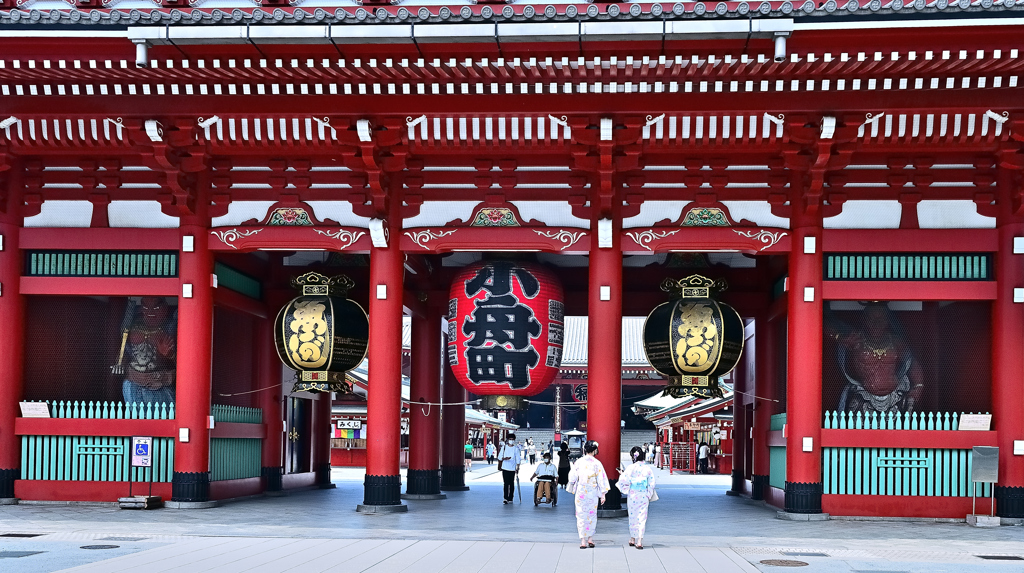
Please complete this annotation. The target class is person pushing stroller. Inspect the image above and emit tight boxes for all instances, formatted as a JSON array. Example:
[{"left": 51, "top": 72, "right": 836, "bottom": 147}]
[{"left": 530, "top": 452, "right": 558, "bottom": 506}]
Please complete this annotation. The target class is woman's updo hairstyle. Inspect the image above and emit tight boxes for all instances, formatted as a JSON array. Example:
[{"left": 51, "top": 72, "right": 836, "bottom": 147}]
[
  {"left": 630, "top": 446, "right": 645, "bottom": 462},
  {"left": 584, "top": 440, "right": 599, "bottom": 454}
]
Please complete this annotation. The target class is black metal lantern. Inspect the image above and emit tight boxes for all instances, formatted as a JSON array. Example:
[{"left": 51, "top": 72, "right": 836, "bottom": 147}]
[
  {"left": 643, "top": 275, "right": 744, "bottom": 398},
  {"left": 274, "top": 272, "right": 368, "bottom": 393}
]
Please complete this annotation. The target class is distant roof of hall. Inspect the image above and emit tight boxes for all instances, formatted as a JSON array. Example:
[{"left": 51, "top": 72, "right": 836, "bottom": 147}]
[{"left": 1, "top": 2, "right": 1021, "bottom": 30}]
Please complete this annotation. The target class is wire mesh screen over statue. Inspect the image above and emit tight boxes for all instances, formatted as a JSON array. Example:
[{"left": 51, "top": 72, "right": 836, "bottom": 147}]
[
  {"left": 22, "top": 296, "right": 178, "bottom": 406},
  {"left": 823, "top": 301, "right": 992, "bottom": 416}
]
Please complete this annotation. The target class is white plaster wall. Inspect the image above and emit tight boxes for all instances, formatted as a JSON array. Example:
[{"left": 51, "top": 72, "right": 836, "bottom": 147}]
[
  {"left": 108, "top": 201, "right": 180, "bottom": 228},
  {"left": 24, "top": 200, "right": 93, "bottom": 228},
  {"left": 824, "top": 200, "right": 901, "bottom": 229}
]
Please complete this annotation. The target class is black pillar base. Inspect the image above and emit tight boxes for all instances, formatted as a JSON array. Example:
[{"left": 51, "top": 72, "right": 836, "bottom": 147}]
[
  {"left": 731, "top": 469, "right": 745, "bottom": 495},
  {"left": 262, "top": 466, "right": 283, "bottom": 492},
  {"left": 0, "top": 468, "right": 18, "bottom": 499},
  {"left": 314, "top": 462, "right": 333, "bottom": 488},
  {"left": 784, "top": 481, "right": 822, "bottom": 514},
  {"left": 440, "top": 465, "right": 468, "bottom": 491},
  {"left": 995, "top": 485, "right": 1024, "bottom": 518},
  {"left": 406, "top": 469, "right": 442, "bottom": 496},
  {"left": 362, "top": 474, "right": 402, "bottom": 506},
  {"left": 171, "top": 471, "right": 211, "bottom": 503},
  {"left": 751, "top": 474, "right": 768, "bottom": 501}
]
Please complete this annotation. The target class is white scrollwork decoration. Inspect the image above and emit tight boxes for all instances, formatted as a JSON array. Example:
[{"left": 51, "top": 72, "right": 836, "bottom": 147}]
[
  {"left": 314, "top": 229, "right": 366, "bottom": 250},
  {"left": 210, "top": 228, "right": 263, "bottom": 250},
  {"left": 405, "top": 229, "right": 457, "bottom": 249},
  {"left": 625, "top": 229, "right": 679, "bottom": 251},
  {"left": 733, "top": 229, "right": 788, "bottom": 251},
  {"left": 534, "top": 229, "right": 587, "bottom": 251}
]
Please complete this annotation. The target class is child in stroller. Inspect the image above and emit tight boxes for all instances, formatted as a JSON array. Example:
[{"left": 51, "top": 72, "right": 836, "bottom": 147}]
[{"left": 530, "top": 452, "right": 558, "bottom": 506}]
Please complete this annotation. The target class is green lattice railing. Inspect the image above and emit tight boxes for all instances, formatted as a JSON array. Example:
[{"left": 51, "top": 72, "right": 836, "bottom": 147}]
[
  {"left": 211, "top": 404, "right": 262, "bottom": 424},
  {"left": 26, "top": 251, "right": 178, "bottom": 277},
  {"left": 824, "top": 410, "right": 984, "bottom": 431},
  {"left": 825, "top": 253, "right": 991, "bottom": 281},
  {"left": 210, "top": 404, "right": 263, "bottom": 482},
  {"left": 44, "top": 400, "right": 175, "bottom": 420},
  {"left": 20, "top": 400, "right": 176, "bottom": 483}
]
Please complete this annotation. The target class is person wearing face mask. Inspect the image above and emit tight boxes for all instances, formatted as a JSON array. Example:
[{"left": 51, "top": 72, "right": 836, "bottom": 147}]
[
  {"left": 498, "top": 433, "right": 522, "bottom": 504},
  {"left": 530, "top": 452, "right": 558, "bottom": 505},
  {"left": 619, "top": 446, "right": 657, "bottom": 550},
  {"left": 567, "top": 440, "right": 610, "bottom": 549}
]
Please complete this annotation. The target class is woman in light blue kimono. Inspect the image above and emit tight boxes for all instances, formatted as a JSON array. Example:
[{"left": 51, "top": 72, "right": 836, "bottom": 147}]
[
  {"left": 568, "top": 440, "right": 610, "bottom": 549},
  {"left": 619, "top": 446, "right": 656, "bottom": 550}
]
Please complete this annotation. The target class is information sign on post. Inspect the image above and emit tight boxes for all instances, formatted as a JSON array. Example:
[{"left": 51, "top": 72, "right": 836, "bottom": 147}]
[
  {"left": 131, "top": 437, "right": 153, "bottom": 468},
  {"left": 970, "top": 446, "right": 999, "bottom": 522}
]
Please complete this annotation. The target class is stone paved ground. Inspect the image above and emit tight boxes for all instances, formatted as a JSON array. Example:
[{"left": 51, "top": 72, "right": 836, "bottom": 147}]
[{"left": 1, "top": 463, "right": 1022, "bottom": 572}]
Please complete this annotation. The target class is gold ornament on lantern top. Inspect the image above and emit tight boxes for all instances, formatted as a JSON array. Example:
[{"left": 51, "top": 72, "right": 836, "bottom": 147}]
[
  {"left": 274, "top": 272, "right": 367, "bottom": 394},
  {"left": 643, "top": 275, "right": 743, "bottom": 399}
]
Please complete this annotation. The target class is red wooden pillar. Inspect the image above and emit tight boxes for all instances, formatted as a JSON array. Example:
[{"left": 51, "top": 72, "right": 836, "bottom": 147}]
[
  {"left": 359, "top": 210, "right": 407, "bottom": 512},
  {"left": 0, "top": 175, "right": 24, "bottom": 501},
  {"left": 173, "top": 219, "right": 215, "bottom": 503},
  {"left": 313, "top": 391, "right": 333, "bottom": 488},
  {"left": 440, "top": 361, "right": 469, "bottom": 491},
  {"left": 257, "top": 317, "right": 284, "bottom": 493},
  {"left": 784, "top": 202, "right": 824, "bottom": 514},
  {"left": 751, "top": 311, "right": 776, "bottom": 501},
  {"left": 993, "top": 215, "right": 1024, "bottom": 518},
  {"left": 589, "top": 214, "right": 624, "bottom": 514},
  {"left": 729, "top": 326, "right": 751, "bottom": 496},
  {"left": 405, "top": 306, "right": 445, "bottom": 498}
]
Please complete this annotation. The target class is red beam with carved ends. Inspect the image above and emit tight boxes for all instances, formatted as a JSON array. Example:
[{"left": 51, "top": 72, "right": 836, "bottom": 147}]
[
  {"left": 621, "top": 227, "right": 790, "bottom": 255},
  {"left": 208, "top": 226, "right": 370, "bottom": 252},
  {"left": 401, "top": 227, "right": 589, "bottom": 254}
]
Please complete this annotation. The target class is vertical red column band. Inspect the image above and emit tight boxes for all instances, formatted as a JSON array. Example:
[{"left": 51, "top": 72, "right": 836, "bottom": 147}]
[
  {"left": 993, "top": 221, "right": 1024, "bottom": 518},
  {"left": 257, "top": 317, "right": 284, "bottom": 492},
  {"left": 785, "top": 211, "right": 824, "bottom": 514},
  {"left": 440, "top": 361, "right": 469, "bottom": 491},
  {"left": 173, "top": 222, "right": 215, "bottom": 502},
  {"left": 407, "top": 308, "right": 444, "bottom": 496},
  {"left": 751, "top": 311, "right": 777, "bottom": 501},
  {"left": 588, "top": 216, "right": 623, "bottom": 510},
  {"left": 313, "top": 391, "right": 333, "bottom": 487},
  {"left": 730, "top": 331, "right": 751, "bottom": 495},
  {"left": 0, "top": 208, "right": 25, "bottom": 499},
  {"left": 361, "top": 210, "right": 406, "bottom": 509}
]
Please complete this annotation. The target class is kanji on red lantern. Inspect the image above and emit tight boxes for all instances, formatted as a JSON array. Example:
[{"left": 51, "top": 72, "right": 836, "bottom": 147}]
[{"left": 448, "top": 261, "right": 564, "bottom": 396}]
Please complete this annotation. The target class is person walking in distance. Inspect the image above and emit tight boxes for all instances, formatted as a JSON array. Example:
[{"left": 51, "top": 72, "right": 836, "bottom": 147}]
[
  {"left": 498, "top": 433, "right": 521, "bottom": 504},
  {"left": 464, "top": 440, "right": 474, "bottom": 472},
  {"left": 527, "top": 439, "right": 537, "bottom": 465},
  {"left": 568, "top": 441, "right": 610, "bottom": 549},
  {"left": 557, "top": 441, "right": 571, "bottom": 489},
  {"left": 486, "top": 441, "right": 496, "bottom": 465},
  {"left": 619, "top": 446, "right": 657, "bottom": 550},
  {"left": 698, "top": 441, "right": 710, "bottom": 474}
]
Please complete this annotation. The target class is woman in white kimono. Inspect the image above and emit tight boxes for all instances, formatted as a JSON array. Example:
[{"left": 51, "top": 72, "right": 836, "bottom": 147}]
[
  {"left": 568, "top": 440, "right": 610, "bottom": 549},
  {"left": 618, "top": 446, "right": 656, "bottom": 550}
]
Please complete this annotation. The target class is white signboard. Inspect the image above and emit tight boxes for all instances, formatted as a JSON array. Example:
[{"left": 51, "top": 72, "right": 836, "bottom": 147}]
[
  {"left": 959, "top": 414, "right": 992, "bottom": 431},
  {"left": 131, "top": 437, "right": 153, "bottom": 468},
  {"left": 337, "top": 420, "right": 362, "bottom": 430},
  {"left": 19, "top": 402, "right": 50, "bottom": 418},
  {"left": 497, "top": 412, "right": 507, "bottom": 423}
]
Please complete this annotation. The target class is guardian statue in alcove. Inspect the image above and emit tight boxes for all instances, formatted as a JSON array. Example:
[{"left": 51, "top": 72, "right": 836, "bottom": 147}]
[
  {"left": 112, "top": 297, "right": 177, "bottom": 404},
  {"left": 828, "top": 302, "right": 925, "bottom": 414}
]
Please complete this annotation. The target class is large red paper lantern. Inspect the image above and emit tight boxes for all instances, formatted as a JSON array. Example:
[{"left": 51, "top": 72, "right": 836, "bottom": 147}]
[{"left": 447, "top": 260, "right": 564, "bottom": 409}]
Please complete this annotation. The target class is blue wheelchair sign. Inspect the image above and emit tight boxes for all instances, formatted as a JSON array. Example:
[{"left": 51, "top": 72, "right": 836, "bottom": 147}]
[{"left": 131, "top": 437, "right": 153, "bottom": 468}]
